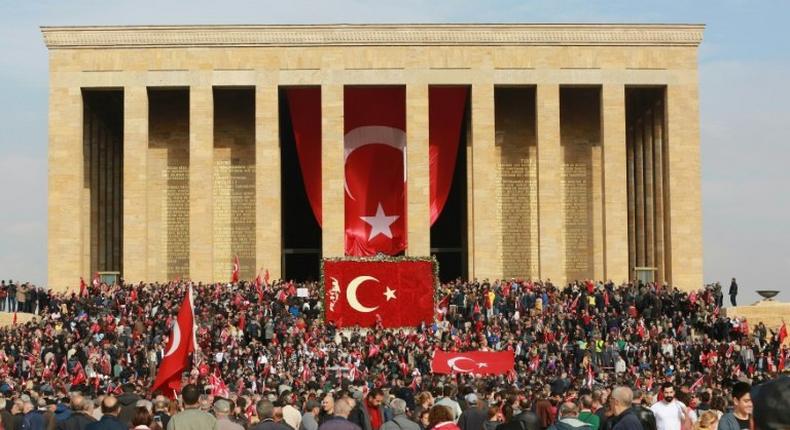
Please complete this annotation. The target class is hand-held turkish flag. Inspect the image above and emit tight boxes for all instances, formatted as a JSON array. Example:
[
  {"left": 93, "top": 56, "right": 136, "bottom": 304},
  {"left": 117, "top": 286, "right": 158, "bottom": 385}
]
[
  {"left": 71, "top": 361, "right": 87, "bottom": 386},
  {"left": 344, "top": 87, "right": 407, "bottom": 256},
  {"left": 231, "top": 255, "right": 240, "bottom": 283},
  {"left": 431, "top": 351, "right": 515, "bottom": 375},
  {"left": 324, "top": 259, "right": 434, "bottom": 328},
  {"left": 92, "top": 272, "right": 100, "bottom": 288},
  {"left": 151, "top": 285, "right": 196, "bottom": 398},
  {"left": 79, "top": 277, "right": 87, "bottom": 297},
  {"left": 779, "top": 321, "right": 787, "bottom": 344},
  {"left": 254, "top": 269, "right": 264, "bottom": 303}
]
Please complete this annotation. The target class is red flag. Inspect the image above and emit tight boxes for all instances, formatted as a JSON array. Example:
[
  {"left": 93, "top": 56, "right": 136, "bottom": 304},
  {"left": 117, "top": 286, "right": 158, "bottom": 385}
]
[
  {"left": 209, "top": 371, "right": 229, "bottom": 398},
  {"left": 287, "top": 281, "right": 296, "bottom": 297},
  {"left": 79, "top": 277, "right": 87, "bottom": 297},
  {"left": 254, "top": 270, "right": 264, "bottom": 303},
  {"left": 12, "top": 312, "right": 17, "bottom": 325},
  {"left": 92, "top": 272, "right": 100, "bottom": 288},
  {"left": 779, "top": 321, "right": 787, "bottom": 344},
  {"left": 57, "top": 362, "right": 68, "bottom": 379},
  {"left": 151, "top": 286, "right": 196, "bottom": 398},
  {"left": 71, "top": 362, "right": 86, "bottom": 386},
  {"left": 344, "top": 86, "right": 407, "bottom": 256},
  {"left": 323, "top": 259, "right": 434, "bottom": 328},
  {"left": 231, "top": 255, "right": 240, "bottom": 283},
  {"left": 689, "top": 375, "right": 705, "bottom": 392},
  {"left": 431, "top": 350, "right": 515, "bottom": 375},
  {"left": 264, "top": 269, "right": 270, "bottom": 287}
]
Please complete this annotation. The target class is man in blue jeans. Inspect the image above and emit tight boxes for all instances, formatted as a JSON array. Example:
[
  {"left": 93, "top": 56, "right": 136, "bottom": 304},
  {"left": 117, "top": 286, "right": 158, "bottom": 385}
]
[{"left": 7, "top": 280, "right": 16, "bottom": 312}]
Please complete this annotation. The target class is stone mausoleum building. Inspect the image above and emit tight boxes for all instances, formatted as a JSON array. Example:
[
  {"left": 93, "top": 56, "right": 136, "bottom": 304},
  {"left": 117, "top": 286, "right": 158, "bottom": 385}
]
[{"left": 42, "top": 24, "right": 703, "bottom": 291}]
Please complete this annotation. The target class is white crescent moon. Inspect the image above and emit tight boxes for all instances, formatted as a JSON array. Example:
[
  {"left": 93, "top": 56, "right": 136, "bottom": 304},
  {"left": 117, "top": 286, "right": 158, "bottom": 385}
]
[
  {"left": 164, "top": 323, "right": 181, "bottom": 357},
  {"left": 344, "top": 125, "right": 407, "bottom": 200},
  {"left": 346, "top": 276, "right": 380, "bottom": 313},
  {"left": 447, "top": 357, "right": 476, "bottom": 373}
]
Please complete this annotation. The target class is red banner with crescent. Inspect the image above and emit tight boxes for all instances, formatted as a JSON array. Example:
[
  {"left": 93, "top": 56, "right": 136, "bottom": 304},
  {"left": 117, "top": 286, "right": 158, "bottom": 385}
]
[
  {"left": 431, "top": 351, "right": 515, "bottom": 375},
  {"left": 324, "top": 259, "right": 434, "bottom": 328},
  {"left": 287, "top": 86, "right": 468, "bottom": 235},
  {"left": 344, "top": 86, "right": 407, "bottom": 256}
]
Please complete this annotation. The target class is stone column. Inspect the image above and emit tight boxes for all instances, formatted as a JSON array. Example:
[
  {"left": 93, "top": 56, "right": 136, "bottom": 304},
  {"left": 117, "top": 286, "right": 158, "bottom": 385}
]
[
  {"left": 469, "top": 83, "right": 501, "bottom": 280},
  {"left": 643, "top": 110, "right": 655, "bottom": 269},
  {"left": 652, "top": 102, "right": 666, "bottom": 283},
  {"left": 406, "top": 83, "right": 431, "bottom": 257},
  {"left": 189, "top": 86, "right": 214, "bottom": 281},
  {"left": 634, "top": 119, "right": 645, "bottom": 267},
  {"left": 626, "top": 127, "right": 636, "bottom": 278},
  {"left": 322, "top": 84, "right": 345, "bottom": 257},
  {"left": 666, "top": 84, "right": 703, "bottom": 290},
  {"left": 256, "top": 83, "right": 282, "bottom": 279},
  {"left": 48, "top": 86, "right": 84, "bottom": 291},
  {"left": 536, "top": 84, "right": 563, "bottom": 284},
  {"left": 601, "top": 85, "right": 629, "bottom": 283},
  {"left": 123, "top": 86, "right": 148, "bottom": 283}
]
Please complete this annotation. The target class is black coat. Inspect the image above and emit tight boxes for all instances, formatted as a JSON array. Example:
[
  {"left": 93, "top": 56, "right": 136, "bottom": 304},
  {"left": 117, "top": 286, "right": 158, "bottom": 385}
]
[
  {"left": 610, "top": 410, "right": 643, "bottom": 430},
  {"left": 630, "top": 406, "right": 655, "bottom": 430},
  {"left": 56, "top": 413, "right": 97, "bottom": 430},
  {"left": 495, "top": 412, "right": 541, "bottom": 430}
]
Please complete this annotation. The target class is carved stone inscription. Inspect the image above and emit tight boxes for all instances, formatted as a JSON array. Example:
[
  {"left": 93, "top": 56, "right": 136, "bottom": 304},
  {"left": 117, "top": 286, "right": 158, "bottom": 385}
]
[
  {"left": 563, "top": 160, "right": 592, "bottom": 280},
  {"left": 213, "top": 157, "right": 255, "bottom": 280},
  {"left": 165, "top": 163, "right": 189, "bottom": 278}
]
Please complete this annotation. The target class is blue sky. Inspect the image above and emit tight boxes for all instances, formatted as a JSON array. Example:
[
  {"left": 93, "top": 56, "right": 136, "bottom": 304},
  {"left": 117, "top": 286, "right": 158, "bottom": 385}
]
[{"left": 0, "top": 0, "right": 788, "bottom": 304}]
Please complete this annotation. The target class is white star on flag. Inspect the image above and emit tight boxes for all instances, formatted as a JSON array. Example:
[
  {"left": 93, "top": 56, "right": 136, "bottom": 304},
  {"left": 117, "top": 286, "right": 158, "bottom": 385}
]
[
  {"left": 477, "top": 362, "right": 488, "bottom": 368},
  {"left": 384, "top": 287, "right": 397, "bottom": 301},
  {"left": 360, "top": 203, "right": 399, "bottom": 240}
]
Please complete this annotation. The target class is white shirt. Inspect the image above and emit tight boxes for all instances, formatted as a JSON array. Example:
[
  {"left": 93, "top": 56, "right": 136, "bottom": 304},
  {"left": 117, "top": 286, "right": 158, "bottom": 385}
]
[{"left": 651, "top": 400, "right": 686, "bottom": 430}]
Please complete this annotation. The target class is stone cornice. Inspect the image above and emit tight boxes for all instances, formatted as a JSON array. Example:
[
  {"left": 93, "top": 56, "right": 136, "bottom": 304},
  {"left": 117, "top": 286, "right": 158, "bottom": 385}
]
[{"left": 40, "top": 23, "right": 704, "bottom": 49}]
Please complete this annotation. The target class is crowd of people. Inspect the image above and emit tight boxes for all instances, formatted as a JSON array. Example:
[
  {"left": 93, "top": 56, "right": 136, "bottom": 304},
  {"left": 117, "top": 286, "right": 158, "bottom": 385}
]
[{"left": 0, "top": 277, "right": 787, "bottom": 430}]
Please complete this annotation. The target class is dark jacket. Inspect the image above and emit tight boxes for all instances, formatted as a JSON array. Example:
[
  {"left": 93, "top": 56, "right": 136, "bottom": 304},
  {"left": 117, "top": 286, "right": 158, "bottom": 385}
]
[
  {"left": 85, "top": 416, "right": 127, "bottom": 430},
  {"left": 610, "top": 410, "right": 643, "bottom": 430},
  {"left": 629, "top": 406, "right": 655, "bottom": 430},
  {"left": 153, "top": 412, "right": 171, "bottom": 430},
  {"left": 56, "top": 412, "right": 97, "bottom": 430},
  {"left": 319, "top": 417, "right": 363, "bottom": 430},
  {"left": 458, "top": 408, "right": 488, "bottom": 430},
  {"left": 116, "top": 392, "right": 142, "bottom": 426},
  {"left": 495, "top": 412, "right": 541, "bottom": 430},
  {"left": 350, "top": 402, "right": 387, "bottom": 430},
  {"left": 23, "top": 410, "right": 46, "bottom": 430},
  {"left": 251, "top": 420, "right": 298, "bottom": 430}
]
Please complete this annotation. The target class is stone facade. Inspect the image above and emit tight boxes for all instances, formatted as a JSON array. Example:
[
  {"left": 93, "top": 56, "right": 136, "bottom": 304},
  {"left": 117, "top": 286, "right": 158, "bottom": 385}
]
[{"left": 42, "top": 23, "right": 704, "bottom": 290}]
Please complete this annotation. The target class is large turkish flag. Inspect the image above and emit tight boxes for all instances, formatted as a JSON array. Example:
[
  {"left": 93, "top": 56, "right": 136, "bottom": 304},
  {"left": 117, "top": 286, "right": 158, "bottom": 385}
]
[
  {"left": 344, "top": 87, "right": 406, "bottom": 256},
  {"left": 431, "top": 351, "right": 515, "bottom": 375},
  {"left": 324, "top": 259, "right": 434, "bottom": 328},
  {"left": 151, "top": 285, "right": 196, "bottom": 397}
]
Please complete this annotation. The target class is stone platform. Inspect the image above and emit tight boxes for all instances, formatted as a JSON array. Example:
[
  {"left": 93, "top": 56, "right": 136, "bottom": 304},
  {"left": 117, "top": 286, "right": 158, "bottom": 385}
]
[
  {"left": 724, "top": 301, "right": 790, "bottom": 342},
  {"left": 0, "top": 312, "right": 35, "bottom": 327}
]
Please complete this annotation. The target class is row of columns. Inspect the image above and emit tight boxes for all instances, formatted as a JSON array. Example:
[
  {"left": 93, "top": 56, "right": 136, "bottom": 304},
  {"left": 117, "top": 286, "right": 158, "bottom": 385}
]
[
  {"left": 120, "top": 83, "right": 633, "bottom": 284},
  {"left": 52, "top": 82, "right": 695, "bottom": 288},
  {"left": 627, "top": 100, "right": 668, "bottom": 283}
]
